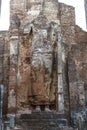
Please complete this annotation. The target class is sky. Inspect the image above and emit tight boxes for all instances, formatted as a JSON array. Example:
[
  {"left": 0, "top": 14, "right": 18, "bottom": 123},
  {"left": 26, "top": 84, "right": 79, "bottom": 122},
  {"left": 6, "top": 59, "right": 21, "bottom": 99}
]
[
  {"left": 0, "top": 0, "right": 86, "bottom": 31},
  {"left": 0, "top": 0, "right": 10, "bottom": 30}
]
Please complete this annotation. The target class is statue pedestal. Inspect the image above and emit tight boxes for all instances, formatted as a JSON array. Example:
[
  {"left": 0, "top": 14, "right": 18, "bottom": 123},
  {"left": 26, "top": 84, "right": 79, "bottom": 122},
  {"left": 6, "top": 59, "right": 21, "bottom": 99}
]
[{"left": 16, "top": 112, "right": 68, "bottom": 130}]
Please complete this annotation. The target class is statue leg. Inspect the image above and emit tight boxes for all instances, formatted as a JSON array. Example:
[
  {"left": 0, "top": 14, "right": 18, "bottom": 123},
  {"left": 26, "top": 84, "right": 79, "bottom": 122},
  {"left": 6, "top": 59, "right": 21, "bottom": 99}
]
[
  {"left": 33, "top": 105, "right": 41, "bottom": 112},
  {"left": 44, "top": 105, "right": 52, "bottom": 112}
]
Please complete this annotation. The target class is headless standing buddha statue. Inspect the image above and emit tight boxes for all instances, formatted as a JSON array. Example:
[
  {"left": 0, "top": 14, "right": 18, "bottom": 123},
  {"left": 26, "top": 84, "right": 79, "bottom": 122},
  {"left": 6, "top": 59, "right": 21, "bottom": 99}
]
[{"left": 29, "top": 22, "right": 58, "bottom": 112}]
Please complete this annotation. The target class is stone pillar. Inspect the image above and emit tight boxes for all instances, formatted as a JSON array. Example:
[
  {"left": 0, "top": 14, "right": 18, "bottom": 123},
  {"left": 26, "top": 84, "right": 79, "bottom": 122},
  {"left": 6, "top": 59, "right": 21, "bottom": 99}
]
[
  {"left": 57, "top": 22, "right": 64, "bottom": 113},
  {"left": 8, "top": 36, "right": 19, "bottom": 113},
  {"left": 8, "top": 0, "right": 24, "bottom": 113},
  {"left": 0, "top": 32, "right": 9, "bottom": 115}
]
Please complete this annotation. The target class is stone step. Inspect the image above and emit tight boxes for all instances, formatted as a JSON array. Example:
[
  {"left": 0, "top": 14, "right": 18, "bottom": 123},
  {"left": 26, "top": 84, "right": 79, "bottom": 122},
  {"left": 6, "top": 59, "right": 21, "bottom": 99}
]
[
  {"left": 16, "top": 112, "right": 68, "bottom": 130},
  {"left": 20, "top": 112, "right": 66, "bottom": 120},
  {"left": 18, "top": 119, "right": 67, "bottom": 126},
  {"left": 8, "top": 128, "right": 23, "bottom": 130},
  {"left": 21, "top": 126, "right": 60, "bottom": 130},
  {"left": 3, "top": 126, "right": 23, "bottom": 130}
]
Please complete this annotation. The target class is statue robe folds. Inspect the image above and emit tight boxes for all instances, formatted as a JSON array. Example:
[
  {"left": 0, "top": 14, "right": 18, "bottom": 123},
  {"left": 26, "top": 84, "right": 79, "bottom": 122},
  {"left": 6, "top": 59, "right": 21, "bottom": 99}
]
[{"left": 29, "top": 30, "right": 55, "bottom": 105}]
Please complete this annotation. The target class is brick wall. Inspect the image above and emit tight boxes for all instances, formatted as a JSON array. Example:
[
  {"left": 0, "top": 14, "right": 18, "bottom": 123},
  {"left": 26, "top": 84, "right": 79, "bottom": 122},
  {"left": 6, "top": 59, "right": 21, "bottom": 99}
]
[
  {"left": 8, "top": 0, "right": 87, "bottom": 115},
  {"left": 8, "top": 0, "right": 76, "bottom": 114},
  {"left": 59, "top": 3, "right": 76, "bottom": 114}
]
